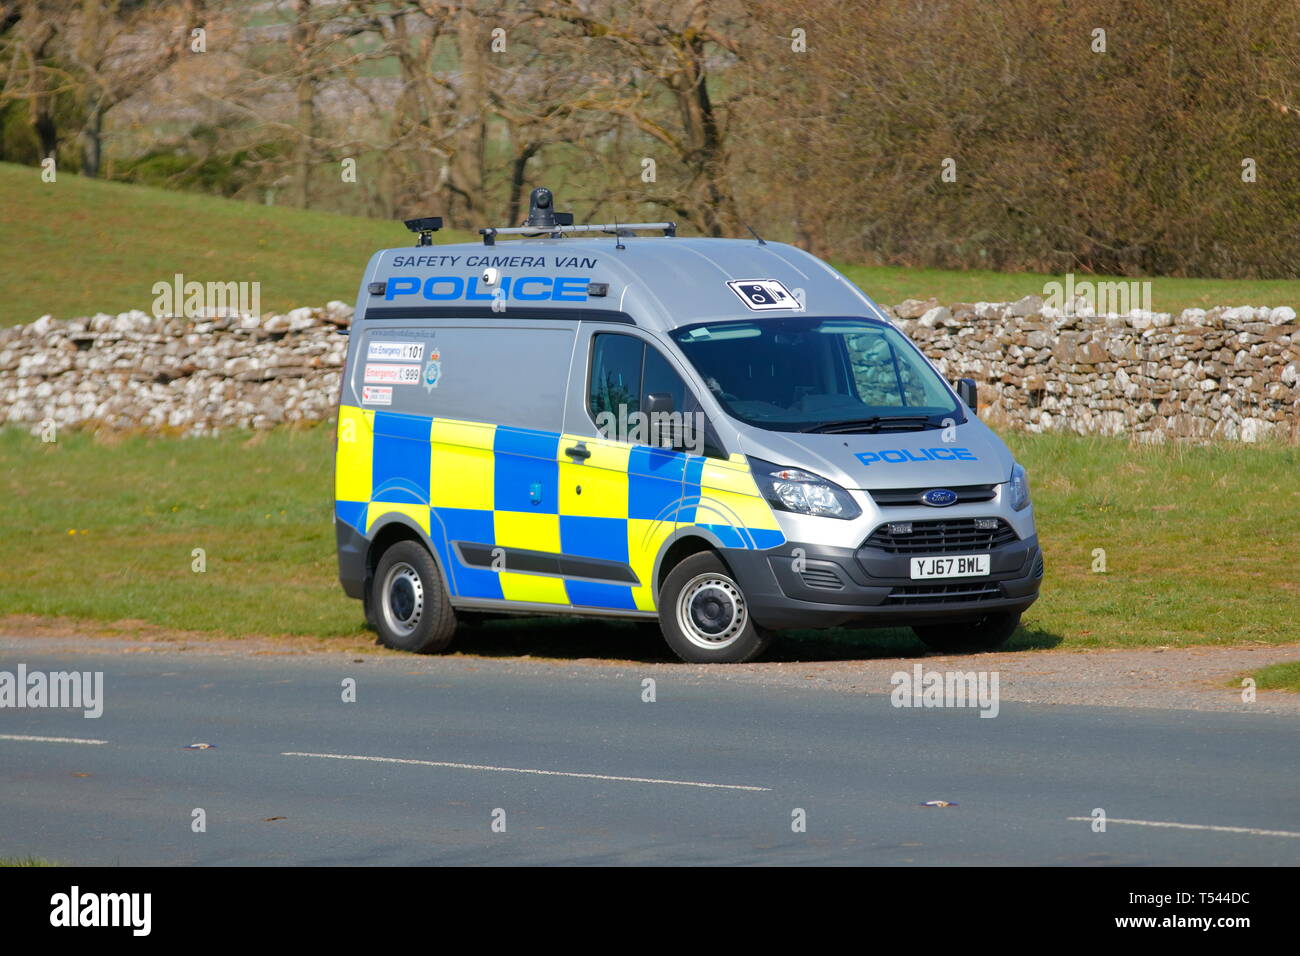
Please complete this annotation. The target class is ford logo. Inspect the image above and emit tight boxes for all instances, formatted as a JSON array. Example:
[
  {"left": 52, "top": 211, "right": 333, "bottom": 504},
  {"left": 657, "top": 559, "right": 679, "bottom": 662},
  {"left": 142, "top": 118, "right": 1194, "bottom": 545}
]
[{"left": 921, "top": 488, "right": 958, "bottom": 507}]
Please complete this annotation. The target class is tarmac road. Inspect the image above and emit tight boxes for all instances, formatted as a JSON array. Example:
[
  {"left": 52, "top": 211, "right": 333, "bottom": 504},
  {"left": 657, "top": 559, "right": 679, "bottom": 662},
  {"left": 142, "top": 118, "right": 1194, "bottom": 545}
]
[{"left": 1, "top": 636, "right": 1298, "bottom": 866}]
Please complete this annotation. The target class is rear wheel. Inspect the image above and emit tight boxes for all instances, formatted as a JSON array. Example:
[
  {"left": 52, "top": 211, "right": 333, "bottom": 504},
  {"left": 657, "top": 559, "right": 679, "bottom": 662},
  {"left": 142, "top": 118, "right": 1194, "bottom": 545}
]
[
  {"left": 657, "top": 552, "right": 773, "bottom": 664},
  {"left": 912, "top": 610, "right": 1020, "bottom": 653},
  {"left": 370, "top": 540, "right": 457, "bottom": 653}
]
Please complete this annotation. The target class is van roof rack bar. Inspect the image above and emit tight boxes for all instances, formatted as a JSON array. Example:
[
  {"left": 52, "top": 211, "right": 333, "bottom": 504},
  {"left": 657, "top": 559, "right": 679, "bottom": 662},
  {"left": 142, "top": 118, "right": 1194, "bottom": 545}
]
[{"left": 478, "top": 222, "right": 677, "bottom": 246}]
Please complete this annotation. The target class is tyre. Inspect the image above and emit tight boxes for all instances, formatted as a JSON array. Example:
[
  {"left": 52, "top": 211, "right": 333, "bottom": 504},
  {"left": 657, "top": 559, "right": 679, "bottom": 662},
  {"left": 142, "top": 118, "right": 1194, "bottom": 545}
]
[
  {"left": 912, "top": 610, "right": 1020, "bottom": 653},
  {"left": 657, "top": 552, "right": 773, "bottom": 663},
  {"left": 363, "top": 589, "right": 378, "bottom": 631},
  {"left": 370, "top": 540, "right": 457, "bottom": 653}
]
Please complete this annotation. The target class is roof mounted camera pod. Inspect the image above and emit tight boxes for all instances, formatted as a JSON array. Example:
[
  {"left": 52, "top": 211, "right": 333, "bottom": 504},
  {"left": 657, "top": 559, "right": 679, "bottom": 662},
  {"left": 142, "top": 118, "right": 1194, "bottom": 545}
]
[
  {"left": 403, "top": 216, "right": 443, "bottom": 247},
  {"left": 475, "top": 186, "right": 677, "bottom": 246}
]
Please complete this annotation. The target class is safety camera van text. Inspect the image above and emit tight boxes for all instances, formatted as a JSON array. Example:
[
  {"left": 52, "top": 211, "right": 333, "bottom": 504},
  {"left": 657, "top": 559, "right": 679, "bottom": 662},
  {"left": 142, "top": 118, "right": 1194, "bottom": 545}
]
[{"left": 334, "top": 188, "right": 1042, "bottom": 662}]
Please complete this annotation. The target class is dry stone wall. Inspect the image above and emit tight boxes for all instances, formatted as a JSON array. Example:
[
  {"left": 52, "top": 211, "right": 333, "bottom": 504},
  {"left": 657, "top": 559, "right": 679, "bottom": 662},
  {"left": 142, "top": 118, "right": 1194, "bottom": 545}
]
[
  {"left": 890, "top": 296, "right": 1298, "bottom": 442},
  {"left": 0, "top": 296, "right": 1296, "bottom": 441}
]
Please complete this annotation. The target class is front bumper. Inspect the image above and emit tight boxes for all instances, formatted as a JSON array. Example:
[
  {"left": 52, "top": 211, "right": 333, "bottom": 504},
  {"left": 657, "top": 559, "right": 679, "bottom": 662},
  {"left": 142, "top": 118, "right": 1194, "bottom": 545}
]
[{"left": 722, "top": 534, "right": 1043, "bottom": 630}]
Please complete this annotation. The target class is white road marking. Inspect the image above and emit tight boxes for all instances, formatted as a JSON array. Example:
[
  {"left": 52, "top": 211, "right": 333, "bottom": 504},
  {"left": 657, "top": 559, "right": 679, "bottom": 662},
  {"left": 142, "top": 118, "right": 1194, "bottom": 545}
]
[
  {"left": 0, "top": 733, "right": 107, "bottom": 745},
  {"left": 283, "top": 751, "right": 771, "bottom": 792},
  {"left": 1068, "top": 817, "right": 1300, "bottom": 838}
]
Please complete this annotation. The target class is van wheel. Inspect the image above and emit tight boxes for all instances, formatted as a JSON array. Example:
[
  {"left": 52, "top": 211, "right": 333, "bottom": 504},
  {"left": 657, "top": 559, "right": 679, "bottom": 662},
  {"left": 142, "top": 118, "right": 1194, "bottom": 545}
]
[
  {"left": 658, "top": 552, "right": 772, "bottom": 664},
  {"left": 371, "top": 541, "right": 456, "bottom": 654},
  {"left": 913, "top": 611, "right": 1020, "bottom": 653}
]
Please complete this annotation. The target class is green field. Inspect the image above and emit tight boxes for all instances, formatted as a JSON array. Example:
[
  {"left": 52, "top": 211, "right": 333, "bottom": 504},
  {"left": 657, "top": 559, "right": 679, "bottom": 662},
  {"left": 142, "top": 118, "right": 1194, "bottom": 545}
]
[
  {"left": 2, "top": 162, "right": 1296, "bottom": 326},
  {"left": 2, "top": 425, "right": 1296, "bottom": 655},
  {"left": 0, "top": 161, "right": 473, "bottom": 326}
]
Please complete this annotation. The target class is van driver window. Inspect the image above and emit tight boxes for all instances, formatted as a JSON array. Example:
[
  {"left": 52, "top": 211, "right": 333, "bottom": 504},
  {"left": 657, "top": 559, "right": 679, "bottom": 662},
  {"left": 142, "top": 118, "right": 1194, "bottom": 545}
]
[
  {"left": 588, "top": 333, "right": 724, "bottom": 458},
  {"left": 588, "top": 333, "right": 644, "bottom": 420}
]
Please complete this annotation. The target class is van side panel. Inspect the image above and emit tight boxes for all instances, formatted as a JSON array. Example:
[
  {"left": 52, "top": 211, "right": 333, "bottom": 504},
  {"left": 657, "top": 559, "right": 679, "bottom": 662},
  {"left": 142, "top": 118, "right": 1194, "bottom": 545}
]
[
  {"left": 335, "top": 320, "right": 788, "bottom": 617},
  {"left": 335, "top": 405, "right": 374, "bottom": 524},
  {"left": 554, "top": 434, "right": 680, "bottom": 611},
  {"left": 556, "top": 435, "right": 640, "bottom": 611},
  {"left": 681, "top": 454, "right": 786, "bottom": 551},
  {"left": 426, "top": 418, "right": 499, "bottom": 598},
  {"left": 491, "top": 426, "right": 568, "bottom": 604}
]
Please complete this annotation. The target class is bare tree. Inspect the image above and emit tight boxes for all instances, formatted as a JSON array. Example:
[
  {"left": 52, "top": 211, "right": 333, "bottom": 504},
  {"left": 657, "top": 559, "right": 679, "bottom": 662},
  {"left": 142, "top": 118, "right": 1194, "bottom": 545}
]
[
  {"left": 69, "top": 0, "right": 207, "bottom": 177},
  {"left": 0, "top": 0, "right": 74, "bottom": 161},
  {"left": 290, "top": 0, "right": 319, "bottom": 207},
  {"left": 538, "top": 0, "right": 752, "bottom": 235}
]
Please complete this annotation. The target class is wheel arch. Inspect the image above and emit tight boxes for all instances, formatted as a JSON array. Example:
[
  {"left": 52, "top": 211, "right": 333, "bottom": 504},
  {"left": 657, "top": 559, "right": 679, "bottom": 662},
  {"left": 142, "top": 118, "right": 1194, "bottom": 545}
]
[
  {"left": 365, "top": 515, "right": 453, "bottom": 597},
  {"left": 652, "top": 528, "right": 734, "bottom": 602}
]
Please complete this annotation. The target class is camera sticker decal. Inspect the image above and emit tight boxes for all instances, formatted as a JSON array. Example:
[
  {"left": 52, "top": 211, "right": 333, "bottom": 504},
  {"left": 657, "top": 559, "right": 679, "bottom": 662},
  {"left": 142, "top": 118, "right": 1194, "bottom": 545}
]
[{"left": 726, "top": 278, "right": 804, "bottom": 312}]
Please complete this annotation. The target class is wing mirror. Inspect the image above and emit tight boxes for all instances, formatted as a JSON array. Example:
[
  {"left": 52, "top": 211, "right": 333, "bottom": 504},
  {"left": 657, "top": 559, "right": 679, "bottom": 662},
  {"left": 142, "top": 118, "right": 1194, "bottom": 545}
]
[
  {"left": 644, "top": 392, "right": 675, "bottom": 416},
  {"left": 954, "top": 378, "right": 979, "bottom": 412}
]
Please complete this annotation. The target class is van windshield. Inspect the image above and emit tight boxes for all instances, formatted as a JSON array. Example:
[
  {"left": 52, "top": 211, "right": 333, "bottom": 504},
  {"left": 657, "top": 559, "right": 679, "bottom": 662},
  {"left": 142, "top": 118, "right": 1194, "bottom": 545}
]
[{"left": 669, "top": 317, "right": 962, "bottom": 433}]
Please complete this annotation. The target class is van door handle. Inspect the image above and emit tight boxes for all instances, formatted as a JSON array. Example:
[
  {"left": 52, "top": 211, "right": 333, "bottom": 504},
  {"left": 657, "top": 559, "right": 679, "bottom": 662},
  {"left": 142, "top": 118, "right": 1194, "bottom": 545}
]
[{"left": 564, "top": 443, "right": 591, "bottom": 461}]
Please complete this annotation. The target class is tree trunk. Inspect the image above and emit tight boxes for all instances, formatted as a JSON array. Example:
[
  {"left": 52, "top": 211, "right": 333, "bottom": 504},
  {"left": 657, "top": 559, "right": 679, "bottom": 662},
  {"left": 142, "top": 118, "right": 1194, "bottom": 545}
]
[
  {"left": 669, "top": 31, "right": 736, "bottom": 237},
  {"left": 27, "top": 16, "right": 59, "bottom": 163},
  {"left": 447, "top": 3, "right": 486, "bottom": 227},
  {"left": 31, "top": 98, "right": 58, "bottom": 162},
  {"left": 291, "top": 0, "right": 317, "bottom": 208},
  {"left": 79, "top": 94, "right": 103, "bottom": 177},
  {"left": 506, "top": 140, "right": 538, "bottom": 225}
]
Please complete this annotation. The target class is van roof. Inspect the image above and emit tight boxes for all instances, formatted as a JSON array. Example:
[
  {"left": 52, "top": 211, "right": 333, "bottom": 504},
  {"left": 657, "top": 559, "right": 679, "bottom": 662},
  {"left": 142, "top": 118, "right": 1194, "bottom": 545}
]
[{"left": 360, "top": 236, "right": 887, "bottom": 334}]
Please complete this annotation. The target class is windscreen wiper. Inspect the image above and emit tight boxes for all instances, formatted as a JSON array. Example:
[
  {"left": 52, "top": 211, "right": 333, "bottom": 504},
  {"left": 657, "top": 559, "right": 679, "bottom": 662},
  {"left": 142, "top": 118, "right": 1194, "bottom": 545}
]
[{"left": 801, "top": 416, "right": 940, "bottom": 434}]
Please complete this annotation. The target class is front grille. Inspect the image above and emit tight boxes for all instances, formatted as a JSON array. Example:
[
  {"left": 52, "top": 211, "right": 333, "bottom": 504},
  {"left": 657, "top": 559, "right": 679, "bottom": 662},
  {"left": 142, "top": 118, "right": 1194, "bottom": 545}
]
[
  {"left": 869, "top": 484, "right": 997, "bottom": 507},
  {"left": 884, "top": 582, "right": 1004, "bottom": 605},
  {"left": 863, "top": 517, "right": 1018, "bottom": 554},
  {"left": 799, "top": 567, "right": 844, "bottom": 591}
]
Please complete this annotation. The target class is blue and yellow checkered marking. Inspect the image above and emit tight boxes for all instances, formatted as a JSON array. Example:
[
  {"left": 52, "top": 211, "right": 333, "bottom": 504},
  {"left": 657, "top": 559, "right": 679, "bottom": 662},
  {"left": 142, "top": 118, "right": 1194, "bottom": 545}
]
[{"left": 335, "top": 406, "right": 785, "bottom": 612}]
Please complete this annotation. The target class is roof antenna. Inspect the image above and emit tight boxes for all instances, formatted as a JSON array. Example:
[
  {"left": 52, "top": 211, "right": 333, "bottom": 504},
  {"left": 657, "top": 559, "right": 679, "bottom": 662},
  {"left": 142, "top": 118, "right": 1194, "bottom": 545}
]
[
  {"left": 615, "top": 217, "right": 625, "bottom": 251},
  {"left": 742, "top": 220, "right": 766, "bottom": 245}
]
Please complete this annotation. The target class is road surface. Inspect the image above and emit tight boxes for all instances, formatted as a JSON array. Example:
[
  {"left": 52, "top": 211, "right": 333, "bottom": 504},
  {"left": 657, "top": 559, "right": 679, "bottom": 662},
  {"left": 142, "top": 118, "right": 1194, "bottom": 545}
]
[{"left": 2, "top": 636, "right": 1298, "bottom": 865}]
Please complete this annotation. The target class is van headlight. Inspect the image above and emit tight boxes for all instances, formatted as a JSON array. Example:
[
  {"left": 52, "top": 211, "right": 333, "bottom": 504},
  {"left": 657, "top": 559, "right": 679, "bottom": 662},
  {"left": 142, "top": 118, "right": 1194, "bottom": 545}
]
[
  {"left": 1006, "top": 462, "right": 1031, "bottom": 511},
  {"left": 749, "top": 458, "right": 861, "bottom": 520}
]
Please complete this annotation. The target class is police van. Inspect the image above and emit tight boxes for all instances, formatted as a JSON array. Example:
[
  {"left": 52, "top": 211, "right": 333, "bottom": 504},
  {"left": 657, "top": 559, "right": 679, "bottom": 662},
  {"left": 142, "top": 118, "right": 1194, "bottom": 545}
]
[{"left": 334, "top": 188, "right": 1042, "bottom": 663}]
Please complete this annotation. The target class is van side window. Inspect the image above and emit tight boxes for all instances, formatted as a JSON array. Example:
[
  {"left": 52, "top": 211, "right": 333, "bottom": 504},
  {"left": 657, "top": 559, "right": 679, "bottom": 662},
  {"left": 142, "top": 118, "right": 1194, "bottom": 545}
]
[
  {"left": 588, "top": 333, "right": 727, "bottom": 459},
  {"left": 589, "top": 333, "right": 643, "bottom": 420},
  {"left": 642, "top": 345, "right": 690, "bottom": 415}
]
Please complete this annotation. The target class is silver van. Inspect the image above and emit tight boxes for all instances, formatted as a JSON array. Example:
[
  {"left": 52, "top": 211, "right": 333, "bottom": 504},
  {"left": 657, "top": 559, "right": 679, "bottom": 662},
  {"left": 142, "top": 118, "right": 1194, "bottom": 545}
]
[{"left": 334, "top": 188, "right": 1041, "bottom": 662}]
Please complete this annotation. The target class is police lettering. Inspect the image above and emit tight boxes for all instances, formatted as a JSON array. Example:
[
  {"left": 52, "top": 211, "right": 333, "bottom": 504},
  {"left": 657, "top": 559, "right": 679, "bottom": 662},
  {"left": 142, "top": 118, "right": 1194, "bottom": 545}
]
[
  {"left": 855, "top": 448, "right": 978, "bottom": 465},
  {"left": 383, "top": 275, "right": 590, "bottom": 303}
]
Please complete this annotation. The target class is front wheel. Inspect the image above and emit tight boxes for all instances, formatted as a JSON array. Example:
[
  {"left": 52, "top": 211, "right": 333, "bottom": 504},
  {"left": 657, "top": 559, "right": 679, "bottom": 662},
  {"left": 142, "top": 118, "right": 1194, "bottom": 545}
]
[
  {"left": 370, "top": 540, "right": 457, "bottom": 653},
  {"left": 657, "top": 552, "right": 773, "bottom": 663},
  {"left": 912, "top": 610, "right": 1021, "bottom": 653}
]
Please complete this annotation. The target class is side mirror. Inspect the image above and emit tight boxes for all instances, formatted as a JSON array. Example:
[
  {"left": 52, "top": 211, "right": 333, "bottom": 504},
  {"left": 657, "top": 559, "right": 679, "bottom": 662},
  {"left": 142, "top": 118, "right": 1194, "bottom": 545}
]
[
  {"left": 644, "top": 392, "right": 675, "bottom": 416},
  {"left": 645, "top": 392, "right": 676, "bottom": 448},
  {"left": 955, "top": 378, "right": 978, "bottom": 413}
]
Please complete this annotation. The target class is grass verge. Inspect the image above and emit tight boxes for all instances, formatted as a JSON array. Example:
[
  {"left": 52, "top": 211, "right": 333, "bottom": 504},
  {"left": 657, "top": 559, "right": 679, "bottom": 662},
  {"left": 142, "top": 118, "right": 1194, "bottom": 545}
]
[{"left": 1246, "top": 662, "right": 1300, "bottom": 693}]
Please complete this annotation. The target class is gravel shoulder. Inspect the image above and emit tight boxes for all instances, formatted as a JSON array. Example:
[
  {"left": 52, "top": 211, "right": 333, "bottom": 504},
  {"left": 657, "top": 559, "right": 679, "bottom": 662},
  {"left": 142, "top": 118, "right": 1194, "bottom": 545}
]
[{"left": 3, "top": 615, "right": 1298, "bottom": 716}]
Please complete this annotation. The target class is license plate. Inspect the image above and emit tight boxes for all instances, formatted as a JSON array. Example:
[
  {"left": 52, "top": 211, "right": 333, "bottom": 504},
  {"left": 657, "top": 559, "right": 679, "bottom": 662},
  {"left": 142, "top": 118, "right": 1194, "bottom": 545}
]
[{"left": 910, "top": 554, "right": 990, "bottom": 579}]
